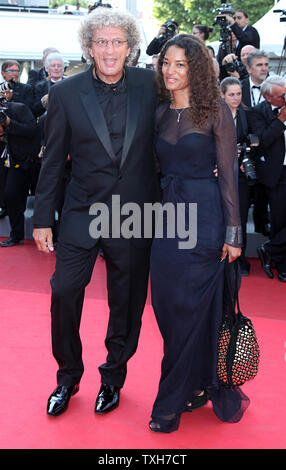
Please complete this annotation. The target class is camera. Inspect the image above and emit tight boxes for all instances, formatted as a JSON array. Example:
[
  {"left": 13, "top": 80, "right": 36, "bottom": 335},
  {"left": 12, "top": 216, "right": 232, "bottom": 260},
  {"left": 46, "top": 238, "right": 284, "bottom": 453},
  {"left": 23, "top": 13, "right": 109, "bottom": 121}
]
[
  {"left": 213, "top": 3, "right": 235, "bottom": 56},
  {"left": 160, "top": 20, "right": 177, "bottom": 41},
  {"left": 0, "top": 79, "right": 16, "bottom": 93},
  {"left": 213, "top": 3, "right": 235, "bottom": 27},
  {"left": 224, "top": 59, "right": 241, "bottom": 73},
  {"left": 238, "top": 134, "right": 259, "bottom": 185}
]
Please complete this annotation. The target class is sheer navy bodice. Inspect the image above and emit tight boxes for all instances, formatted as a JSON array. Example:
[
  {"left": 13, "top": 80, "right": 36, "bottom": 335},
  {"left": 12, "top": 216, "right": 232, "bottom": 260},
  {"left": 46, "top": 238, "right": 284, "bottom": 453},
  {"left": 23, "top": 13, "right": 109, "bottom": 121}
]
[{"left": 155, "top": 100, "right": 242, "bottom": 247}]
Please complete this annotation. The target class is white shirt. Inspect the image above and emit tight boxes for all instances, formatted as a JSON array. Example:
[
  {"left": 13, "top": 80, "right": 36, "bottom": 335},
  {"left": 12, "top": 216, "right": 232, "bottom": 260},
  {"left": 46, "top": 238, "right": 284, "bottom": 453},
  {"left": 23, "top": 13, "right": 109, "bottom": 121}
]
[{"left": 249, "top": 77, "right": 264, "bottom": 107}]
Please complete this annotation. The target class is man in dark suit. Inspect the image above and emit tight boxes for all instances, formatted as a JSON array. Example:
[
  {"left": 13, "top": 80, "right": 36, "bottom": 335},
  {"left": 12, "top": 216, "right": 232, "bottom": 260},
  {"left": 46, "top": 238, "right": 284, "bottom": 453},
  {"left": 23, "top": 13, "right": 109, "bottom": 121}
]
[
  {"left": 223, "top": 9, "right": 260, "bottom": 60},
  {"left": 27, "top": 47, "right": 59, "bottom": 89},
  {"left": 241, "top": 49, "right": 269, "bottom": 107},
  {"left": 0, "top": 101, "right": 40, "bottom": 247},
  {"left": 0, "top": 61, "right": 35, "bottom": 218},
  {"left": 241, "top": 49, "right": 270, "bottom": 239},
  {"left": 0, "top": 61, "right": 34, "bottom": 110},
  {"left": 33, "top": 8, "right": 159, "bottom": 417},
  {"left": 32, "top": 52, "right": 65, "bottom": 117},
  {"left": 249, "top": 75, "right": 286, "bottom": 282}
]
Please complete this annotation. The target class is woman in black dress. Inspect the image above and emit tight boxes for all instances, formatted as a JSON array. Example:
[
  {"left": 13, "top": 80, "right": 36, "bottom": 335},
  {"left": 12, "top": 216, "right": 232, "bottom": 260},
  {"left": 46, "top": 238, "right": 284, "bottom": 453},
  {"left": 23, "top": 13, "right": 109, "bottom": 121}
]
[{"left": 149, "top": 35, "right": 250, "bottom": 433}]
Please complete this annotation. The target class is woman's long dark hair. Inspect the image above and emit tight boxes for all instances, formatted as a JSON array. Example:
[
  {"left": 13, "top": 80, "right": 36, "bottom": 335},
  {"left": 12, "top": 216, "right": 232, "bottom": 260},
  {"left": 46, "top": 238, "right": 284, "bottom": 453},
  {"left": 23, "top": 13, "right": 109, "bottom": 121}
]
[{"left": 156, "top": 34, "right": 220, "bottom": 128}]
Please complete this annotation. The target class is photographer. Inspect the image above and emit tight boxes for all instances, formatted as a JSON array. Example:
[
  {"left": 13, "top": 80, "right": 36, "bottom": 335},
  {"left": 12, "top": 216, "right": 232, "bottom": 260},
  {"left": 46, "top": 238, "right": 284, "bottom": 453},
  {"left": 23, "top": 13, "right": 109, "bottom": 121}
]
[
  {"left": 221, "top": 9, "right": 260, "bottom": 60},
  {"left": 220, "top": 44, "right": 255, "bottom": 81},
  {"left": 0, "top": 101, "right": 40, "bottom": 247},
  {"left": 1, "top": 61, "right": 34, "bottom": 111},
  {"left": 0, "top": 61, "right": 36, "bottom": 221},
  {"left": 146, "top": 20, "right": 178, "bottom": 56},
  {"left": 220, "top": 77, "right": 256, "bottom": 276}
]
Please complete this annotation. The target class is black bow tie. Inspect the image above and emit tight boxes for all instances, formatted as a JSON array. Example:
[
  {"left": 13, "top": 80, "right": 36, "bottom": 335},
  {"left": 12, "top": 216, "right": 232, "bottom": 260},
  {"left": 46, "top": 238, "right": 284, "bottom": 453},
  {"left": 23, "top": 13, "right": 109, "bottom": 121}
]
[
  {"left": 273, "top": 107, "right": 280, "bottom": 116},
  {"left": 252, "top": 85, "right": 261, "bottom": 89}
]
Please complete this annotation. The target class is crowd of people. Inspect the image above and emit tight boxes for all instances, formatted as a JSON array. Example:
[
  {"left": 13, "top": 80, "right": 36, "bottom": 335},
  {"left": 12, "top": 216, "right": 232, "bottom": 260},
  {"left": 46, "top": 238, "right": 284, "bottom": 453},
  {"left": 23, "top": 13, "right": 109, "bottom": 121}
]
[{"left": 0, "top": 6, "right": 285, "bottom": 433}]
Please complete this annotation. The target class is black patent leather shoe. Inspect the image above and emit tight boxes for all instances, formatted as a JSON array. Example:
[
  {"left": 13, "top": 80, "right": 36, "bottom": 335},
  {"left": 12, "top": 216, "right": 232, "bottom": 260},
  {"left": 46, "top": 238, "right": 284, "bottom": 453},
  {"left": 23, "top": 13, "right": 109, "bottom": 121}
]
[
  {"left": 95, "top": 383, "right": 120, "bottom": 414},
  {"left": 0, "top": 237, "right": 24, "bottom": 247},
  {"left": 278, "top": 272, "right": 286, "bottom": 282},
  {"left": 257, "top": 244, "right": 274, "bottom": 279},
  {"left": 47, "top": 384, "right": 79, "bottom": 416}
]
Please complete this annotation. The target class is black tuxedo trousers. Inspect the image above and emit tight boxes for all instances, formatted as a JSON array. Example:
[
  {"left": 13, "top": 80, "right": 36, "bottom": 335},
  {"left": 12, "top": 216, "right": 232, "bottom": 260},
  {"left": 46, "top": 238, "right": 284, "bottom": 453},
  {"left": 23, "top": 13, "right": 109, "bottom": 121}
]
[{"left": 51, "top": 236, "right": 151, "bottom": 388}]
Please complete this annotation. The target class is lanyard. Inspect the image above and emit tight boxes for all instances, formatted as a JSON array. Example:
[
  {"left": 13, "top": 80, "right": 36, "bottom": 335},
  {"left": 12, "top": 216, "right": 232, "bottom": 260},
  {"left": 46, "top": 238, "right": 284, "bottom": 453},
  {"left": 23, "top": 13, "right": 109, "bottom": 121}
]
[{"left": 251, "top": 87, "right": 262, "bottom": 106}]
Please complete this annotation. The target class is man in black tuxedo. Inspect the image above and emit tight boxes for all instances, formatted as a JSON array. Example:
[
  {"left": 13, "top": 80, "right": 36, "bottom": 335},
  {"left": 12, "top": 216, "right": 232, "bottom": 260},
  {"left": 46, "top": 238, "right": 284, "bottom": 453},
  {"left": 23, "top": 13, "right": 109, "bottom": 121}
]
[
  {"left": 240, "top": 49, "right": 271, "bottom": 240},
  {"left": 32, "top": 52, "right": 65, "bottom": 117},
  {"left": 223, "top": 9, "right": 260, "bottom": 60},
  {"left": 241, "top": 49, "right": 269, "bottom": 107},
  {"left": 249, "top": 75, "right": 286, "bottom": 282},
  {"left": 33, "top": 8, "right": 159, "bottom": 417}
]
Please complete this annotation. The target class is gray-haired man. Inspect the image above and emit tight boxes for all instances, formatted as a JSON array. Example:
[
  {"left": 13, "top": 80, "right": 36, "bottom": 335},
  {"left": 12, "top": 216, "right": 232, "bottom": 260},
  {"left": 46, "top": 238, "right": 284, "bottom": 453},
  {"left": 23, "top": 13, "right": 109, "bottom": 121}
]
[{"left": 33, "top": 8, "right": 159, "bottom": 416}]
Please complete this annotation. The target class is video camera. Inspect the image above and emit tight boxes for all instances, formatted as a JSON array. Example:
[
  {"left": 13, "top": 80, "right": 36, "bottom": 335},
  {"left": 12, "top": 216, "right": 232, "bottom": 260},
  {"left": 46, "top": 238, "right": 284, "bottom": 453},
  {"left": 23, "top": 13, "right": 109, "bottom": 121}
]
[
  {"left": 213, "top": 3, "right": 235, "bottom": 56},
  {"left": 238, "top": 134, "right": 259, "bottom": 185},
  {"left": 213, "top": 2, "right": 235, "bottom": 27}
]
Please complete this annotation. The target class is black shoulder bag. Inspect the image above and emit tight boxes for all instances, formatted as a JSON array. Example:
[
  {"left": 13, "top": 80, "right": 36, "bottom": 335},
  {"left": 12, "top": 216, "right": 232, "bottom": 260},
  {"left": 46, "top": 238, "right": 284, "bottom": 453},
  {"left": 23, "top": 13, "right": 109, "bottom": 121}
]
[{"left": 217, "top": 259, "right": 260, "bottom": 387}]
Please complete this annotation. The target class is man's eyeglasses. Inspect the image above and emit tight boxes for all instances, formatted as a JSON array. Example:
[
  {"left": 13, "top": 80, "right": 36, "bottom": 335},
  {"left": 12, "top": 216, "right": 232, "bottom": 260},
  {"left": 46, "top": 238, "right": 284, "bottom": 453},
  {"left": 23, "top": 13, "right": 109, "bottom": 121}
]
[
  {"left": 91, "top": 39, "right": 128, "bottom": 48},
  {"left": 4, "top": 69, "right": 20, "bottom": 74}
]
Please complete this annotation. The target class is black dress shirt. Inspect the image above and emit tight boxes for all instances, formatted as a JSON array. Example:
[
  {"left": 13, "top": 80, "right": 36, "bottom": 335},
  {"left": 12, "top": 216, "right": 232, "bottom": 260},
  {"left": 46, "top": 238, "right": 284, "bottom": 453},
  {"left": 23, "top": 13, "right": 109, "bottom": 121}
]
[{"left": 92, "top": 70, "right": 127, "bottom": 167}]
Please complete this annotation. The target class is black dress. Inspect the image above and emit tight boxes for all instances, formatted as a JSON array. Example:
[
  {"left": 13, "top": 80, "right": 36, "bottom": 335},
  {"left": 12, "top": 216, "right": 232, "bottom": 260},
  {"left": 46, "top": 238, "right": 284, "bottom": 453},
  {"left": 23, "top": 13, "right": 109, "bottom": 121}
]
[{"left": 150, "top": 100, "right": 250, "bottom": 423}]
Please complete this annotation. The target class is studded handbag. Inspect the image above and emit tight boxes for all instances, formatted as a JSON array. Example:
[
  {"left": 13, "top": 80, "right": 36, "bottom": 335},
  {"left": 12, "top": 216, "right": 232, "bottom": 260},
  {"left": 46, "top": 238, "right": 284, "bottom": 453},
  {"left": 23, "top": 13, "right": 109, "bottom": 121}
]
[{"left": 217, "top": 259, "right": 260, "bottom": 387}]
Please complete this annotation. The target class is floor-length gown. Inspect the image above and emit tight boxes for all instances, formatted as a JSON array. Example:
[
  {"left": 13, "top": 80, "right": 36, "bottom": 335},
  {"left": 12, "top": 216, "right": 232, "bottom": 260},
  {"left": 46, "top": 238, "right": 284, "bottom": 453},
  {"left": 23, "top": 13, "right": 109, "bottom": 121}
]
[{"left": 150, "top": 100, "right": 250, "bottom": 424}]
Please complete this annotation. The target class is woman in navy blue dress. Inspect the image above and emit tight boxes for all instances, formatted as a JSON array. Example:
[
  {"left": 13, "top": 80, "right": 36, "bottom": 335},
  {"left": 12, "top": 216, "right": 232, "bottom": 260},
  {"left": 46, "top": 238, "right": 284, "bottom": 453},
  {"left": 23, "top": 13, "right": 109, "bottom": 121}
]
[{"left": 149, "top": 35, "right": 250, "bottom": 433}]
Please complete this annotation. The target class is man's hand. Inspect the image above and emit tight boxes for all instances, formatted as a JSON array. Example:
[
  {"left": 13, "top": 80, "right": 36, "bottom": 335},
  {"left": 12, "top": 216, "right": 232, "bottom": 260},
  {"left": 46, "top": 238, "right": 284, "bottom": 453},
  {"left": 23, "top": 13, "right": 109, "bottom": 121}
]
[
  {"left": 156, "top": 25, "right": 166, "bottom": 38},
  {"left": 224, "top": 13, "right": 235, "bottom": 25},
  {"left": 222, "top": 53, "right": 238, "bottom": 65},
  {"left": 33, "top": 228, "right": 54, "bottom": 253},
  {"left": 0, "top": 89, "right": 13, "bottom": 101},
  {"left": 277, "top": 105, "right": 286, "bottom": 123}
]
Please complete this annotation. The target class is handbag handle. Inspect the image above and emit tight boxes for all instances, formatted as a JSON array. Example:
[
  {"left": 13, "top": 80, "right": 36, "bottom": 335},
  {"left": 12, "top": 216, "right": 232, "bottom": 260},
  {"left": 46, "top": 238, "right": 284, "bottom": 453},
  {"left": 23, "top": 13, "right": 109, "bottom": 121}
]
[{"left": 224, "top": 257, "right": 242, "bottom": 321}]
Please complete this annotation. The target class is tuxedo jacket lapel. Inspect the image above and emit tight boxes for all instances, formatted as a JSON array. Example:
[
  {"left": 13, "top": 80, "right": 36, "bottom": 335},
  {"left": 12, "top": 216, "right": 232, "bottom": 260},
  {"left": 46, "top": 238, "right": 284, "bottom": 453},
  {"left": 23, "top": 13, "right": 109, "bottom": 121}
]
[
  {"left": 79, "top": 69, "right": 117, "bottom": 165},
  {"left": 121, "top": 69, "right": 143, "bottom": 169}
]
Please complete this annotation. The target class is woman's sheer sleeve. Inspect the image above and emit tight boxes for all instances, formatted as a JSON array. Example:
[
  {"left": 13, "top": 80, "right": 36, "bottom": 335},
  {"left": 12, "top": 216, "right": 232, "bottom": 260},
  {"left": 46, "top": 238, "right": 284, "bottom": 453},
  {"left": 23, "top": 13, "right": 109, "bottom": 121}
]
[{"left": 213, "top": 100, "right": 242, "bottom": 247}]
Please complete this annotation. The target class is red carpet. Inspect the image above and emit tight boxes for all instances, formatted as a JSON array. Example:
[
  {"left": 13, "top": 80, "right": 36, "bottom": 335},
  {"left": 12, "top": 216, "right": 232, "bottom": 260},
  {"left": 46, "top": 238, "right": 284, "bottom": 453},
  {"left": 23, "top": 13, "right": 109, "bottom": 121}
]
[{"left": 0, "top": 239, "right": 285, "bottom": 450}]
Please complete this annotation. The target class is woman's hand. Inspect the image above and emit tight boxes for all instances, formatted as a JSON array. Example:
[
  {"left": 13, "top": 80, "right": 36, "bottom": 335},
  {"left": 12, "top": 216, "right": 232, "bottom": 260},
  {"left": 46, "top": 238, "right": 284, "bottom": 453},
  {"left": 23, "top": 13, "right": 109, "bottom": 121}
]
[{"left": 221, "top": 243, "right": 241, "bottom": 263}]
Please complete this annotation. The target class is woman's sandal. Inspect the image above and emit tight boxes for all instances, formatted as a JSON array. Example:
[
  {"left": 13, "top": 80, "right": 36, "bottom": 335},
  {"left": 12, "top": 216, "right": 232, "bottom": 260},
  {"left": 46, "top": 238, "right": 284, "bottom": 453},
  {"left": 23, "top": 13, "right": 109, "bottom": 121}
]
[
  {"left": 149, "top": 414, "right": 181, "bottom": 433},
  {"left": 185, "top": 390, "right": 209, "bottom": 412}
]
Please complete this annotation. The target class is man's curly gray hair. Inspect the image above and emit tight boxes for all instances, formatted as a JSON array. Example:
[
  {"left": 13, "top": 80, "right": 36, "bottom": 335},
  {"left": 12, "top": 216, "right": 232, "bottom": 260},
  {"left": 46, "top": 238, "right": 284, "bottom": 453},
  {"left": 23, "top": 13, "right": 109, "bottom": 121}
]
[{"left": 78, "top": 8, "right": 141, "bottom": 64}]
